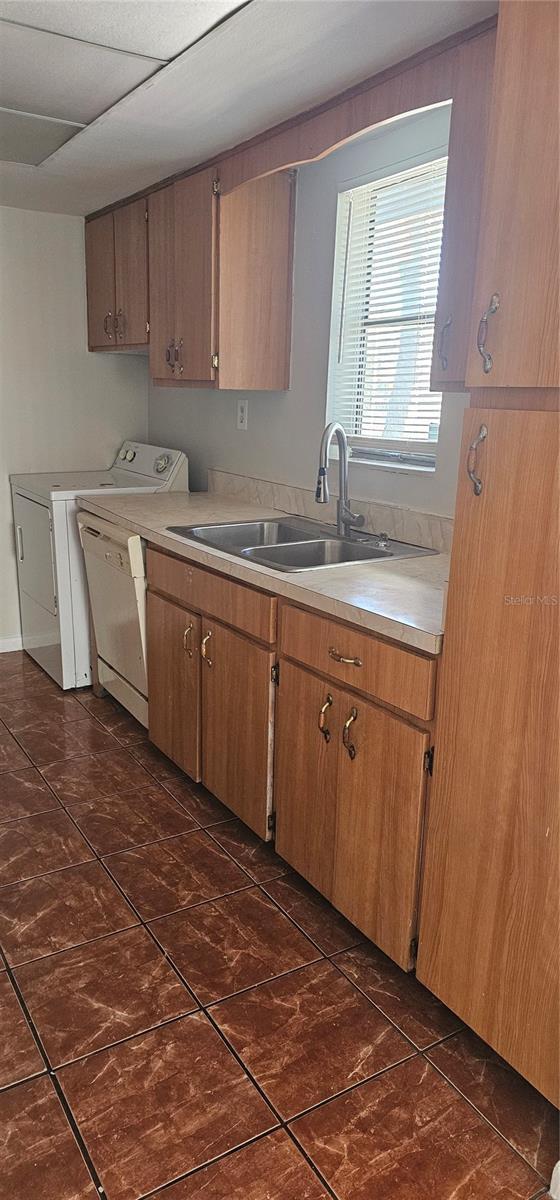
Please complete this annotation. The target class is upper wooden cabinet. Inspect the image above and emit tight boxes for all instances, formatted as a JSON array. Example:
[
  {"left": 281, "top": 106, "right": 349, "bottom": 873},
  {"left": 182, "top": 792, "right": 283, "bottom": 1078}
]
[
  {"left": 148, "top": 169, "right": 295, "bottom": 390},
  {"left": 85, "top": 198, "right": 148, "bottom": 350},
  {"left": 431, "top": 27, "right": 496, "bottom": 389},
  {"left": 148, "top": 167, "right": 217, "bottom": 384},
  {"left": 416, "top": 407, "right": 559, "bottom": 1105},
  {"left": 465, "top": 1, "right": 559, "bottom": 388}
]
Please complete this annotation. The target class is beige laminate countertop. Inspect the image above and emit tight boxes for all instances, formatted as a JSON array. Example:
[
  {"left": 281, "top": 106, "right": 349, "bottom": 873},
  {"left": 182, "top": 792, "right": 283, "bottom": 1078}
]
[{"left": 77, "top": 492, "right": 449, "bottom": 655}]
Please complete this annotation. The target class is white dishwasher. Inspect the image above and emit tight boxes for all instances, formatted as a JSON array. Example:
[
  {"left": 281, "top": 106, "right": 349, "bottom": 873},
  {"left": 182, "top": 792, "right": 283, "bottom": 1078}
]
[{"left": 78, "top": 514, "right": 148, "bottom": 725}]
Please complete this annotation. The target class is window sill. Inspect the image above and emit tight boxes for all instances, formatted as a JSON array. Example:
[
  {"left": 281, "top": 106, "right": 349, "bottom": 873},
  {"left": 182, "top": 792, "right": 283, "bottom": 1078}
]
[{"left": 349, "top": 455, "right": 436, "bottom": 476}]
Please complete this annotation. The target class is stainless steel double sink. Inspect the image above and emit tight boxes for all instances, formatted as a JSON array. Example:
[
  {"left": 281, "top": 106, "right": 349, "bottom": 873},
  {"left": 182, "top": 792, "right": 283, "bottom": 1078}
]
[{"left": 166, "top": 516, "right": 436, "bottom": 573}]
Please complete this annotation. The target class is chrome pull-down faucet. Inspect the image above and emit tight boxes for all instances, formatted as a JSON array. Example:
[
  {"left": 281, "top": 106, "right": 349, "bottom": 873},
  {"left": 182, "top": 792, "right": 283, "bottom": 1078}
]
[{"left": 315, "top": 422, "right": 365, "bottom": 537}]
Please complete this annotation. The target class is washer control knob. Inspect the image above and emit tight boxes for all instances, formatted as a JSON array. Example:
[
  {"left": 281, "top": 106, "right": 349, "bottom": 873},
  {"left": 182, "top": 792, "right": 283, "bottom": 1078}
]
[
  {"left": 119, "top": 447, "right": 127, "bottom": 460},
  {"left": 154, "top": 453, "right": 171, "bottom": 474},
  {"left": 125, "top": 449, "right": 136, "bottom": 462}
]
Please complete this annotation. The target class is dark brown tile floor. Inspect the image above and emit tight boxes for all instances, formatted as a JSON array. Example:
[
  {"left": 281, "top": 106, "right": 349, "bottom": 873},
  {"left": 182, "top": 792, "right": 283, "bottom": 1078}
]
[{"left": 0, "top": 650, "right": 557, "bottom": 1200}]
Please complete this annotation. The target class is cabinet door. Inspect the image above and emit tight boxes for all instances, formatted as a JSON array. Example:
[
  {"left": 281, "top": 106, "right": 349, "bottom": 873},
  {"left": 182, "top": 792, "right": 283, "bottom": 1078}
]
[
  {"left": 218, "top": 172, "right": 295, "bottom": 390},
  {"left": 417, "top": 408, "right": 559, "bottom": 1104},
  {"left": 114, "top": 198, "right": 148, "bottom": 346},
  {"left": 148, "top": 185, "right": 176, "bottom": 380},
  {"left": 174, "top": 167, "right": 217, "bottom": 382},
  {"left": 465, "top": 2, "right": 559, "bottom": 388},
  {"left": 85, "top": 212, "right": 115, "bottom": 349},
  {"left": 431, "top": 27, "right": 496, "bottom": 389},
  {"left": 201, "top": 620, "right": 274, "bottom": 839},
  {"left": 274, "top": 661, "right": 339, "bottom": 895},
  {"left": 332, "top": 692, "right": 428, "bottom": 969},
  {"left": 147, "top": 591, "right": 201, "bottom": 781}
]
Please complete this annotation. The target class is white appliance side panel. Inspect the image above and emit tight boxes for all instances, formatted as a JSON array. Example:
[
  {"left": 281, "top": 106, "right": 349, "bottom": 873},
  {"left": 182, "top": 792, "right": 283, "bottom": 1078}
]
[
  {"left": 83, "top": 547, "right": 147, "bottom": 697},
  {"left": 65, "top": 501, "right": 92, "bottom": 688},
  {"left": 17, "top": 589, "right": 63, "bottom": 686},
  {"left": 12, "top": 492, "right": 57, "bottom": 615}
]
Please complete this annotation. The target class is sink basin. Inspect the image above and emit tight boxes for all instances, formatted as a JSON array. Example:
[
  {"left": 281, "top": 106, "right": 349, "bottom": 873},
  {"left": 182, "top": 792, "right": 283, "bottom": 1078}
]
[
  {"left": 167, "top": 517, "right": 322, "bottom": 550},
  {"left": 166, "top": 517, "right": 436, "bottom": 572},
  {"left": 242, "top": 539, "right": 391, "bottom": 571}
]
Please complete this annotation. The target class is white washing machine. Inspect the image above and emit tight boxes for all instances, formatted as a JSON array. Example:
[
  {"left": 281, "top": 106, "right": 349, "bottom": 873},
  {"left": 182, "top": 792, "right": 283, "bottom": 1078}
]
[{"left": 10, "top": 441, "right": 188, "bottom": 689}]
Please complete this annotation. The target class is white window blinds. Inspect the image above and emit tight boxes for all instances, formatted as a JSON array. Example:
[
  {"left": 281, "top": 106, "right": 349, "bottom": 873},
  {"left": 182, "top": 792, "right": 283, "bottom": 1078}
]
[{"left": 328, "top": 156, "right": 447, "bottom": 461}]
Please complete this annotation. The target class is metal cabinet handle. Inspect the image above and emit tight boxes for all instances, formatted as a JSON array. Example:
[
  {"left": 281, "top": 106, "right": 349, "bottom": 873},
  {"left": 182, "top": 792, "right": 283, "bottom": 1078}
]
[
  {"left": 342, "top": 707, "right": 358, "bottom": 760},
  {"left": 476, "top": 292, "right": 500, "bottom": 373},
  {"left": 103, "top": 312, "right": 114, "bottom": 340},
  {"left": 115, "top": 309, "right": 125, "bottom": 340},
  {"left": 183, "top": 622, "right": 194, "bottom": 657},
  {"left": 16, "top": 525, "right": 24, "bottom": 562},
  {"left": 201, "top": 630, "right": 212, "bottom": 667},
  {"left": 437, "top": 315, "right": 452, "bottom": 370},
  {"left": 165, "top": 341, "right": 175, "bottom": 373},
  {"left": 176, "top": 338, "right": 184, "bottom": 375},
  {"left": 466, "top": 423, "right": 488, "bottom": 495},
  {"left": 318, "top": 694, "right": 333, "bottom": 742},
  {"left": 329, "top": 647, "right": 362, "bottom": 667}
]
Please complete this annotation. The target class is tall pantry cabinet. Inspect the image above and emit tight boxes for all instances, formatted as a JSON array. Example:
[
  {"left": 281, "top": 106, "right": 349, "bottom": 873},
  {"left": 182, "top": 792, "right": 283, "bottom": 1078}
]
[{"left": 417, "top": 0, "right": 559, "bottom": 1106}]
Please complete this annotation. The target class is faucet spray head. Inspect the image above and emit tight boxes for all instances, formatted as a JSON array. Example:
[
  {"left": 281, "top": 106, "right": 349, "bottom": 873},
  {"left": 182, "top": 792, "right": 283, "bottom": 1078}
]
[{"left": 315, "top": 466, "right": 329, "bottom": 504}]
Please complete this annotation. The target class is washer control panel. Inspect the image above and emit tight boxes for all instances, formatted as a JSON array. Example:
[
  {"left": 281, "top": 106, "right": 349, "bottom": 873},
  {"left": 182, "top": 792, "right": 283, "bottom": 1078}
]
[{"left": 113, "top": 442, "right": 182, "bottom": 481}]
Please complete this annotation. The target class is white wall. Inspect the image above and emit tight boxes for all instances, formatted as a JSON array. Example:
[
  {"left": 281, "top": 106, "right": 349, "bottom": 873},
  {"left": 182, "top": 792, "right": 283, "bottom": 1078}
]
[
  {"left": 0, "top": 206, "right": 149, "bottom": 645},
  {"left": 149, "top": 107, "right": 469, "bottom": 512}
]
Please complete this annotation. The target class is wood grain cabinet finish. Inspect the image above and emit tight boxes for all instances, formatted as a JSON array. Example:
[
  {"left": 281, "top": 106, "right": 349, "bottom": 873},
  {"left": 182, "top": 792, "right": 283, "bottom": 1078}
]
[
  {"left": 85, "top": 200, "right": 148, "bottom": 350},
  {"left": 416, "top": 408, "right": 559, "bottom": 1104},
  {"left": 148, "top": 170, "right": 217, "bottom": 383},
  {"left": 275, "top": 660, "right": 429, "bottom": 969},
  {"left": 84, "top": 212, "right": 115, "bottom": 349},
  {"left": 148, "top": 170, "right": 295, "bottom": 389},
  {"left": 201, "top": 620, "right": 276, "bottom": 840},
  {"left": 465, "top": 1, "right": 559, "bottom": 388},
  {"left": 431, "top": 26, "right": 496, "bottom": 389},
  {"left": 113, "top": 198, "right": 149, "bottom": 346},
  {"left": 274, "top": 660, "right": 339, "bottom": 895},
  {"left": 279, "top": 604, "right": 436, "bottom": 720},
  {"left": 146, "top": 549, "right": 277, "bottom": 644},
  {"left": 146, "top": 591, "right": 201, "bottom": 781}
]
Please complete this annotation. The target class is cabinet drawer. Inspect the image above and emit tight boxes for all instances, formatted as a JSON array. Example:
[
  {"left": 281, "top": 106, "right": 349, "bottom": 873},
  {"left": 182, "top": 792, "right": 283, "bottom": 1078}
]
[
  {"left": 147, "top": 548, "right": 277, "bottom": 644},
  {"left": 279, "top": 604, "right": 436, "bottom": 720}
]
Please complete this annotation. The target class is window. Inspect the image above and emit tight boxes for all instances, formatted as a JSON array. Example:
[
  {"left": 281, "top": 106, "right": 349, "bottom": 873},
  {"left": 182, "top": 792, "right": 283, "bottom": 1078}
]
[{"left": 327, "top": 156, "right": 447, "bottom": 468}]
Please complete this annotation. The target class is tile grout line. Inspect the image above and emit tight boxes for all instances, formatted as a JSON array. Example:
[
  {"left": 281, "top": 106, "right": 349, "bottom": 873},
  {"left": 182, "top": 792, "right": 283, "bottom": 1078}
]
[
  {"left": 50, "top": 798, "right": 342, "bottom": 1199},
  {"left": 424, "top": 1052, "right": 552, "bottom": 1186},
  {"left": 0, "top": 945, "right": 105, "bottom": 1195},
  {"left": 2, "top": 673, "right": 555, "bottom": 1193}
]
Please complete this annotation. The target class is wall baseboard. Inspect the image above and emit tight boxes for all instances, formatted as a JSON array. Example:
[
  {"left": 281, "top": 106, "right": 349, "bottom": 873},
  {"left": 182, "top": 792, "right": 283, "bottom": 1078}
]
[{"left": 0, "top": 636, "right": 24, "bottom": 653}]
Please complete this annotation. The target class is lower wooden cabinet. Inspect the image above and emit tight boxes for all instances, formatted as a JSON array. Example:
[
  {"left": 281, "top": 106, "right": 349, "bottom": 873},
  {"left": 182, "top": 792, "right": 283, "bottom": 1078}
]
[
  {"left": 146, "top": 559, "right": 276, "bottom": 840},
  {"left": 201, "top": 620, "right": 275, "bottom": 840},
  {"left": 274, "top": 662, "right": 338, "bottom": 896},
  {"left": 275, "top": 660, "right": 429, "bottom": 969},
  {"left": 146, "top": 591, "right": 201, "bottom": 780},
  {"left": 416, "top": 407, "right": 559, "bottom": 1105}
]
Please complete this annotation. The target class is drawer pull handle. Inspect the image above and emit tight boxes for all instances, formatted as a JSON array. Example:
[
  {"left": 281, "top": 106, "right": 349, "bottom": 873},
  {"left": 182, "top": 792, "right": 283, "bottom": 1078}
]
[
  {"left": 318, "top": 693, "right": 333, "bottom": 743},
  {"left": 476, "top": 292, "right": 500, "bottom": 373},
  {"left": 437, "top": 314, "right": 452, "bottom": 371},
  {"left": 183, "top": 623, "right": 193, "bottom": 657},
  {"left": 201, "top": 630, "right": 212, "bottom": 667},
  {"left": 343, "top": 707, "right": 358, "bottom": 760},
  {"left": 466, "top": 423, "right": 488, "bottom": 496},
  {"left": 329, "top": 647, "right": 363, "bottom": 667}
]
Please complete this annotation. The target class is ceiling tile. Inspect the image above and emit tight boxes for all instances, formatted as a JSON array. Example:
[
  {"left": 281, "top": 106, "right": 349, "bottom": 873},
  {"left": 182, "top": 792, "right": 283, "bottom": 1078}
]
[
  {"left": 0, "top": 109, "right": 81, "bottom": 165},
  {"left": 0, "top": 0, "right": 497, "bottom": 215},
  {"left": 0, "top": 1, "right": 243, "bottom": 60},
  {"left": 0, "top": 22, "right": 164, "bottom": 123}
]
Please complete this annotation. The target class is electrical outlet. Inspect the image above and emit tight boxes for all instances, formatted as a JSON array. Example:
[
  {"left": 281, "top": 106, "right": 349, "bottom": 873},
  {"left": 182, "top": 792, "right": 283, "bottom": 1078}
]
[{"left": 237, "top": 398, "right": 249, "bottom": 431}]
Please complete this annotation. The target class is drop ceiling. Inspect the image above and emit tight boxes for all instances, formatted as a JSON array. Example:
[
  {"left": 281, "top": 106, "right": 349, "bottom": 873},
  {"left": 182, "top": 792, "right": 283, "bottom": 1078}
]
[{"left": 0, "top": 0, "right": 497, "bottom": 216}]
